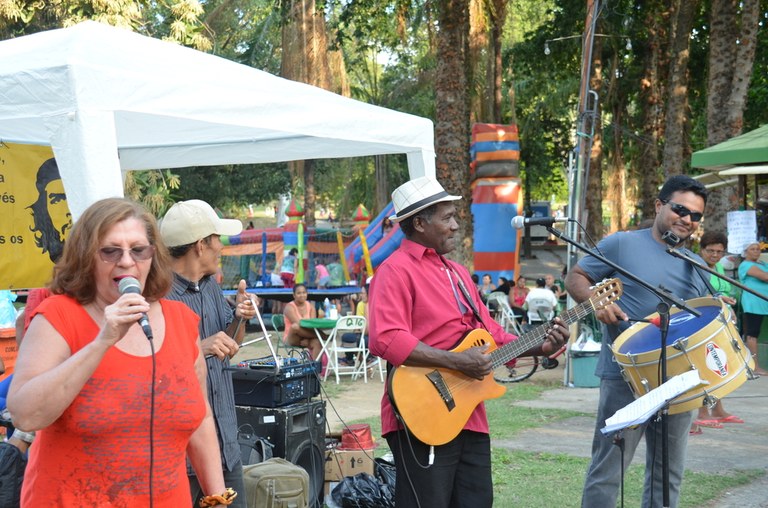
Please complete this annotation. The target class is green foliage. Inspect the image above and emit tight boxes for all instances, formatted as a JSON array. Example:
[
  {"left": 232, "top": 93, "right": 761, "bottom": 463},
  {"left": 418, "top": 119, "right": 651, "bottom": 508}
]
[
  {"left": 172, "top": 163, "right": 291, "bottom": 211},
  {"left": 124, "top": 169, "right": 181, "bottom": 217},
  {"left": 506, "top": 1, "right": 581, "bottom": 203},
  {"left": 211, "top": 0, "right": 284, "bottom": 73}
]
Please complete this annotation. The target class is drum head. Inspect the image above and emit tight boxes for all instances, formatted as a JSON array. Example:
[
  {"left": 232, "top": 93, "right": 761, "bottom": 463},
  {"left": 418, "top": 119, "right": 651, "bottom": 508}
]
[{"left": 615, "top": 298, "right": 723, "bottom": 355}]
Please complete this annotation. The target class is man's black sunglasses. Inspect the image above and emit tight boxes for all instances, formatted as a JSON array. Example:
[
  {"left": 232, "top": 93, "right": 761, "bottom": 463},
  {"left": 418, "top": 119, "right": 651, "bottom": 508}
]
[{"left": 661, "top": 200, "right": 703, "bottom": 222}]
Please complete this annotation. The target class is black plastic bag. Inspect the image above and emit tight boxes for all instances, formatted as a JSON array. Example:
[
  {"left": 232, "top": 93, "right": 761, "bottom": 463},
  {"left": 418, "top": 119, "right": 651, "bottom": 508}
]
[
  {"left": 331, "top": 472, "right": 394, "bottom": 508},
  {"left": 374, "top": 457, "right": 396, "bottom": 488}
]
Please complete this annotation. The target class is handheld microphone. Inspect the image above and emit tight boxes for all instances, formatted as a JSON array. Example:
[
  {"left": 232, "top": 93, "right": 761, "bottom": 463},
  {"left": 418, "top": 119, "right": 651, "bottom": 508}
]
[
  {"left": 118, "top": 276, "right": 153, "bottom": 340},
  {"left": 511, "top": 215, "right": 570, "bottom": 229}
]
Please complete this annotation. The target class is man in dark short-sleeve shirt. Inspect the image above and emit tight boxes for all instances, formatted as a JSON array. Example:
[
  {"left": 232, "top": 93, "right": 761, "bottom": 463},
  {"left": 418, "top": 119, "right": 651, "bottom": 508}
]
[{"left": 161, "top": 199, "right": 258, "bottom": 508}]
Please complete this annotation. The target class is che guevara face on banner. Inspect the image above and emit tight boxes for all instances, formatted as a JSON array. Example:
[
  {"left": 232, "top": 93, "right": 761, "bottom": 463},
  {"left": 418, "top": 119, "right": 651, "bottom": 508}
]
[
  {"left": 0, "top": 143, "right": 73, "bottom": 289},
  {"left": 28, "top": 158, "right": 71, "bottom": 263}
]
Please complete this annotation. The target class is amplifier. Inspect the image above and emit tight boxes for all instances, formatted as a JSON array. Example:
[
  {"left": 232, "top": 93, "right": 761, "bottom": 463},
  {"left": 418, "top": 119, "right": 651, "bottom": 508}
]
[{"left": 227, "top": 357, "right": 321, "bottom": 407}]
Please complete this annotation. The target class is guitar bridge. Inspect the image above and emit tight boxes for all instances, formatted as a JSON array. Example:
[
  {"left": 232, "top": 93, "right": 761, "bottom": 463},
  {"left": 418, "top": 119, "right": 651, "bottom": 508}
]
[{"left": 426, "top": 370, "right": 456, "bottom": 411}]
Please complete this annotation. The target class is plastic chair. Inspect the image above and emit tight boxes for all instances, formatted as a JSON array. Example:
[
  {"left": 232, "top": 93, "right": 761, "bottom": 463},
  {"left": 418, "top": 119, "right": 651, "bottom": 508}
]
[
  {"left": 270, "top": 314, "right": 301, "bottom": 357},
  {"left": 486, "top": 292, "right": 524, "bottom": 335},
  {"left": 271, "top": 314, "right": 284, "bottom": 333},
  {"left": 322, "top": 316, "right": 381, "bottom": 384},
  {"left": 525, "top": 297, "right": 556, "bottom": 329}
]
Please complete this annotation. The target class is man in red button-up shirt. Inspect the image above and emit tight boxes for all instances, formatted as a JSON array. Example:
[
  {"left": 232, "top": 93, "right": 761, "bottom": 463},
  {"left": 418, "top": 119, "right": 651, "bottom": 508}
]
[{"left": 369, "top": 177, "right": 568, "bottom": 508}]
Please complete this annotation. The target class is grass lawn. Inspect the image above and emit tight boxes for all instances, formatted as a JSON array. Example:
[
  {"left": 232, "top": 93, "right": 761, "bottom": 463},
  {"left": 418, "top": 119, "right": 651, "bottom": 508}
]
[
  {"left": 342, "top": 377, "right": 762, "bottom": 507},
  {"left": 242, "top": 336, "right": 762, "bottom": 507}
]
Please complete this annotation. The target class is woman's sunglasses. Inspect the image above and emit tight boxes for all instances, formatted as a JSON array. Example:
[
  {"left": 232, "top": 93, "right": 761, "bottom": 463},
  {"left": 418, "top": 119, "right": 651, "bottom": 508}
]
[
  {"left": 99, "top": 245, "right": 156, "bottom": 263},
  {"left": 662, "top": 200, "right": 703, "bottom": 222}
]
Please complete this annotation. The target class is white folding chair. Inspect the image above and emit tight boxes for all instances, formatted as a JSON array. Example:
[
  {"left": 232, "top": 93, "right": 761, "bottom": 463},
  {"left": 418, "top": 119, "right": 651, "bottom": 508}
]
[
  {"left": 525, "top": 297, "right": 555, "bottom": 329},
  {"left": 487, "top": 292, "right": 524, "bottom": 335},
  {"left": 323, "top": 316, "right": 374, "bottom": 384}
]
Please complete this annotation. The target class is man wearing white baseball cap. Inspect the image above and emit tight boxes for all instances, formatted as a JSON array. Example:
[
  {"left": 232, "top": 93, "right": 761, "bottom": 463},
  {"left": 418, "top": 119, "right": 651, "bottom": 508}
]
[
  {"left": 369, "top": 177, "right": 568, "bottom": 507},
  {"left": 161, "top": 199, "right": 256, "bottom": 508}
]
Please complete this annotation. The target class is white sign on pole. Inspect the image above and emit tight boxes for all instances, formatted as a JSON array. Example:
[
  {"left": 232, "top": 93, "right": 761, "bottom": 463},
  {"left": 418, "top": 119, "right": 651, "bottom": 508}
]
[{"left": 726, "top": 210, "right": 757, "bottom": 254}]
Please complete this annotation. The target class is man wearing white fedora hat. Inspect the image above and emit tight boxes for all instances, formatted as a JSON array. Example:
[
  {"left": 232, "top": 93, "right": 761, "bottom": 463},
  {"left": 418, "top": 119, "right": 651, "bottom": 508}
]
[{"left": 369, "top": 176, "right": 568, "bottom": 507}]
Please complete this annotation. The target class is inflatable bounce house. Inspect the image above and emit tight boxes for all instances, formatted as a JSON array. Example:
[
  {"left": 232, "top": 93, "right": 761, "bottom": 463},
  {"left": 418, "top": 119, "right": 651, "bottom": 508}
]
[
  {"left": 469, "top": 123, "right": 522, "bottom": 284},
  {"left": 218, "top": 198, "right": 396, "bottom": 291},
  {"left": 219, "top": 122, "right": 521, "bottom": 289}
]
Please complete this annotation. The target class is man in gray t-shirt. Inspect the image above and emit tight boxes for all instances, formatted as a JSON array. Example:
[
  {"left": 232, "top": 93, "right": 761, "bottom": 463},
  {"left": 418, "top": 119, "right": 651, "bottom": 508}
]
[{"left": 566, "top": 175, "right": 710, "bottom": 508}]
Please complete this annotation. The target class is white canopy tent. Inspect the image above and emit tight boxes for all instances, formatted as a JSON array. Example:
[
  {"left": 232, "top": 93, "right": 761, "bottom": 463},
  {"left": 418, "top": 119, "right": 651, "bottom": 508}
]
[{"left": 0, "top": 21, "right": 436, "bottom": 220}]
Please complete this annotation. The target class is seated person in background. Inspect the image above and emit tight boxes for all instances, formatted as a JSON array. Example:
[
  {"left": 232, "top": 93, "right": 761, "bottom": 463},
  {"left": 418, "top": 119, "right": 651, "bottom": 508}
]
[
  {"left": 283, "top": 284, "right": 322, "bottom": 360},
  {"left": 496, "top": 277, "right": 511, "bottom": 295},
  {"left": 479, "top": 273, "right": 496, "bottom": 299},
  {"left": 510, "top": 276, "right": 528, "bottom": 307},
  {"left": 340, "top": 285, "right": 370, "bottom": 366},
  {"left": 544, "top": 273, "right": 564, "bottom": 301},
  {"left": 524, "top": 277, "right": 558, "bottom": 328}
]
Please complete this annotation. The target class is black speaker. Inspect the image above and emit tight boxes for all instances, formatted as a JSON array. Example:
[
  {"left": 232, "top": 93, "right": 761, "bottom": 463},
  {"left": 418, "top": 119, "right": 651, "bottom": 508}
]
[{"left": 236, "top": 400, "right": 326, "bottom": 505}]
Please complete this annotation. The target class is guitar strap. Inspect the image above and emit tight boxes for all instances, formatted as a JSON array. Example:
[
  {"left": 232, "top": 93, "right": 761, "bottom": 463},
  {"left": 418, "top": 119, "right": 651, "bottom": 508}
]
[{"left": 440, "top": 257, "right": 487, "bottom": 330}]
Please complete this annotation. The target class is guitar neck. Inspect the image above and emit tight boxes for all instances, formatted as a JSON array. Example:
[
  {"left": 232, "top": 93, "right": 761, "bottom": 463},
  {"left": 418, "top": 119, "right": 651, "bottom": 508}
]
[{"left": 489, "top": 300, "right": 596, "bottom": 368}]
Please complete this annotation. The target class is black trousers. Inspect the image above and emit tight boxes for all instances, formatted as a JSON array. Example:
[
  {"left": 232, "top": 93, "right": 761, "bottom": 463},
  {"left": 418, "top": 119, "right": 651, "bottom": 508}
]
[{"left": 386, "top": 429, "right": 492, "bottom": 508}]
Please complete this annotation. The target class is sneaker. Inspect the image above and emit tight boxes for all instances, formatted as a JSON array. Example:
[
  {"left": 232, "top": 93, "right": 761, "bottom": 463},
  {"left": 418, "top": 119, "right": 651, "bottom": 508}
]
[{"left": 338, "top": 357, "right": 354, "bottom": 367}]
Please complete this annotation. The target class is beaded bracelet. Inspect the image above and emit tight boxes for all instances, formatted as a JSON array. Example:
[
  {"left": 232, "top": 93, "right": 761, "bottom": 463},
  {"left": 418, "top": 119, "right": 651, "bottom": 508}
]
[{"left": 198, "top": 488, "right": 237, "bottom": 507}]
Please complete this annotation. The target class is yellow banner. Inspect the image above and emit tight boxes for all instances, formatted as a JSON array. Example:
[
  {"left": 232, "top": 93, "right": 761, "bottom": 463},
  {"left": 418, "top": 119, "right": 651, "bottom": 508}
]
[{"left": 0, "top": 143, "right": 72, "bottom": 290}]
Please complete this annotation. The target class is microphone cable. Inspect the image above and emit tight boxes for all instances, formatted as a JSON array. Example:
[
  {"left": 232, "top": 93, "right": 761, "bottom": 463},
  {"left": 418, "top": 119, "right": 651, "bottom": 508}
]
[{"left": 148, "top": 336, "right": 156, "bottom": 508}]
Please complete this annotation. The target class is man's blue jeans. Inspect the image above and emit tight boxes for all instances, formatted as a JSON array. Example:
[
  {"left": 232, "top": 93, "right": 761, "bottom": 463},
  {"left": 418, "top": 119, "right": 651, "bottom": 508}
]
[{"left": 581, "top": 378, "right": 692, "bottom": 508}]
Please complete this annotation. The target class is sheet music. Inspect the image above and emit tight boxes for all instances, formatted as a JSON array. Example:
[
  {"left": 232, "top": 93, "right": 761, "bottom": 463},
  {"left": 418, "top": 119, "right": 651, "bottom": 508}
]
[{"left": 601, "top": 370, "right": 705, "bottom": 436}]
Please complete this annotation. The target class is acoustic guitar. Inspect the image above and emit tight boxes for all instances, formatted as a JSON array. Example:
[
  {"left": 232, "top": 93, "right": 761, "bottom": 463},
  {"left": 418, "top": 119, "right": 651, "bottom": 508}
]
[{"left": 388, "top": 278, "right": 622, "bottom": 446}]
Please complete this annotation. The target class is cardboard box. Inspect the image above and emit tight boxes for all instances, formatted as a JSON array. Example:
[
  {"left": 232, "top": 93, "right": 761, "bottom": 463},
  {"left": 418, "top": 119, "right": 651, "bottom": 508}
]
[{"left": 324, "top": 448, "right": 375, "bottom": 481}]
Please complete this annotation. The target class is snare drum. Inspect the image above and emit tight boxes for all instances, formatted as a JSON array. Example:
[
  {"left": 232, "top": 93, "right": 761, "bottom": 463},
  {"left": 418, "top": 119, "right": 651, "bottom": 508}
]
[{"left": 612, "top": 297, "right": 755, "bottom": 414}]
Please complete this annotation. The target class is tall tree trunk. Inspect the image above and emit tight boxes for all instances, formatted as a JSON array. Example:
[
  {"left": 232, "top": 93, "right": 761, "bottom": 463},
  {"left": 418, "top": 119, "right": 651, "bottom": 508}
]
[
  {"left": 468, "top": 0, "right": 488, "bottom": 123},
  {"left": 303, "top": 159, "right": 316, "bottom": 227},
  {"left": 280, "top": 0, "right": 344, "bottom": 227},
  {"left": 468, "top": 0, "right": 508, "bottom": 124},
  {"left": 374, "top": 155, "right": 389, "bottom": 214},
  {"left": 704, "top": 0, "right": 759, "bottom": 232},
  {"left": 636, "top": 3, "right": 667, "bottom": 221},
  {"left": 661, "top": 0, "right": 697, "bottom": 178},
  {"left": 725, "top": 0, "right": 759, "bottom": 135},
  {"left": 606, "top": 52, "right": 627, "bottom": 233},
  {"left": 609, "top": 112, "right": 628, "bottom": 233},
  {"left": 585, "top": 33, "right": 603, "bottom": 240},
  {"left": 435, "top": 0, "right": 472, "bottom": 267},
  {"left": 490, "top": 0, "right": 507, "bottom": 122},
  {"left": 706, "top": 0, "right": 737, "bottom": 146}
]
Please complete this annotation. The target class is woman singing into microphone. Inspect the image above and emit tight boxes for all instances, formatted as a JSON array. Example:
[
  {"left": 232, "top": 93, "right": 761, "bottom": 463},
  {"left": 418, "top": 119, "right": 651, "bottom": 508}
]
[{"left": 7, "top": 198, "right": 235, "bottom": 507}]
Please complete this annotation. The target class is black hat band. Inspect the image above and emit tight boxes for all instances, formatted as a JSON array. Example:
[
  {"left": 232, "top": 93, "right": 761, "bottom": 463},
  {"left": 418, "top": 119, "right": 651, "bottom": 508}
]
[{"left": 397, "top": 191, "right": 450, "bottom": 218}]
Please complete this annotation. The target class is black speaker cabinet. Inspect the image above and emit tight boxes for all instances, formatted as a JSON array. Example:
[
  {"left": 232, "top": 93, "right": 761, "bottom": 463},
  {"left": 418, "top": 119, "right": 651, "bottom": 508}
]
[{"left": 236, "top": 400, "right": 326, "bottom": 504}]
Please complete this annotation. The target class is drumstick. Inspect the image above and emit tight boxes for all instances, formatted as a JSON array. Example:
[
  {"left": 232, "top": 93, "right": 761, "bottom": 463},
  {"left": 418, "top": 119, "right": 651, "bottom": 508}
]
[{"left": 241, "top": 336, "right": 267, "bottom": 347}]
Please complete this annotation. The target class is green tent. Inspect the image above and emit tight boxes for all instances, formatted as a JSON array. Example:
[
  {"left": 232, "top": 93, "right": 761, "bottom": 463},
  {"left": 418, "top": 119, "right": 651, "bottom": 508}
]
[{"left": 691, "top": 124, "right": 768, "bottom": 173}]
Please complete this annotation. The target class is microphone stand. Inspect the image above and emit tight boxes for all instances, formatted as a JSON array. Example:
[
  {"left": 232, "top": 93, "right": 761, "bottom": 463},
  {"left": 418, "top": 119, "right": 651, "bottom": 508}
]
[
  {"left": 665, "top": 248, "right": 768, "bottom": 303},
  {"left": 545, "top": 225, "right": 700, "bottom": 508}
]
